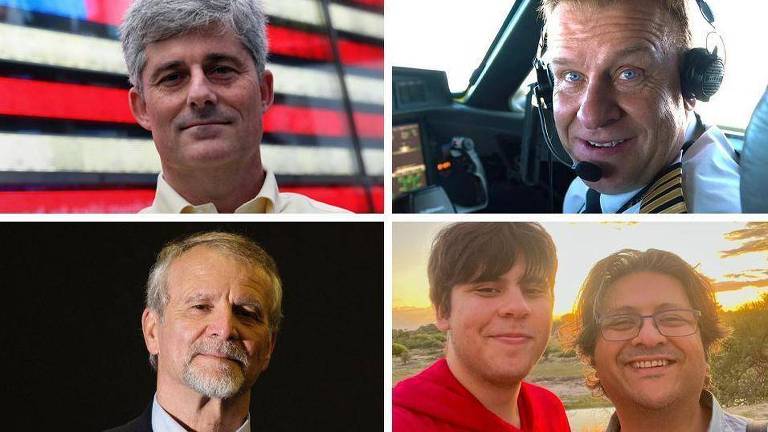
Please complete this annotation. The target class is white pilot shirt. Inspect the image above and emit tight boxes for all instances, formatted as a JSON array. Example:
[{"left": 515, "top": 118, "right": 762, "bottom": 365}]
[{"left": 563, "top": 115, "right": 741, "bottom": 213}]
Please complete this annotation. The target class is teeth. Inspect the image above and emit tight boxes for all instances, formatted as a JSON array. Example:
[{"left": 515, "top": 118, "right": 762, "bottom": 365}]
[
  {"left": 632, "top": 359, "right": 670, "bottom": 369},
  {"left": 588, "top": 139, "right": 625, "bottom": 148}
]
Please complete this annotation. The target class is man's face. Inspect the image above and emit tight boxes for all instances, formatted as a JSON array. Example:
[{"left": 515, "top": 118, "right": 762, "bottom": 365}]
[
  {"left": 144, "top": 245, "right": 276, "bottom": 399},
  {"left": 437, "top": 258, "right": 553, "bottom": 386},
  {"left": 547, "top": 0, "right": 692, "bottom": 194},
  {"left": 129, "top": 25, "right": 274, "bottom": 173},
  {"left": 593, "top": 272, "right": 707, "bottom": 410}
]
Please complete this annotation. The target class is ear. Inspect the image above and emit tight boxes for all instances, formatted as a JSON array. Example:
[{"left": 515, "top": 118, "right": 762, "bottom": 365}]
[
  {"left": 142, "top": 308, "right": 161, "bottom": 358},
  {"left": 129, "top": 87, "right": 153, "bottom": 131},
  {"left": 435, "top": 305, "right": 450, "bottom": 332},
  {"left": 259, "top": 69, "right": 274, "bottom": 112}
]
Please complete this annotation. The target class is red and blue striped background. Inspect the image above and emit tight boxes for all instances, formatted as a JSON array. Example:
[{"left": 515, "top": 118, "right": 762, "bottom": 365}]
[{"left": 0, "top": 0, "right": 384, "bottom": 212}]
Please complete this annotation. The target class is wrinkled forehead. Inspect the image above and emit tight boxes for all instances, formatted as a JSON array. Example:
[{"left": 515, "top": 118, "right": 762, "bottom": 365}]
[
  {"left": 166, "top": 246, "right": 274, "bottom": 301},
  {"left": 142, "top": 24, "right": 253, "bottom": 69},
  {"left": 545, "top": 1, "right": 675, "bottom": 61}
]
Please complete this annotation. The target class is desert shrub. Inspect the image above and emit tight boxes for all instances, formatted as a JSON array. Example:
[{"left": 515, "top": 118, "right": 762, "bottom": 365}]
[
  {"left": 393, "top": 324, "right": 446, "bottom": 350},
  {"left": 711, "top": 293, "right": 768, "bottom": 406},
  {"left": 393, "top": 343, "right": 407, "bottom": 357}
]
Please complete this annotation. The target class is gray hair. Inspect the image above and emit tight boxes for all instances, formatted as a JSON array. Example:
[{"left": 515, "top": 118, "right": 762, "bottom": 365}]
[
  {"left": 120, "top": 0, "right": 269, "bottom": 93},
  {"left": 146, "top": 231, "right": 283, "bottom": 369}
]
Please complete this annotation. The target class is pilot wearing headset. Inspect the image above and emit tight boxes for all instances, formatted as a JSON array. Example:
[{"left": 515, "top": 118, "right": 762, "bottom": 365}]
[{"left": 535, "top": 0, "right": 740, "bottom": 213}]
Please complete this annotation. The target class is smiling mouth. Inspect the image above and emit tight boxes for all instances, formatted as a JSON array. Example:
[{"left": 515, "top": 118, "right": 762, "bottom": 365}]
[
  {"left": 631, "top": 359, "right": 673, "bottom": 369},
  {"left": 587, "top": 139, "right": 626, "bottom": 148}
]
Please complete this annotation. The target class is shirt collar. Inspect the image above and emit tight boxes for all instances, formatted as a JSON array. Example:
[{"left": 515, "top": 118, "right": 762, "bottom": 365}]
[
  {"left": 605, "top": 390, "right": 724, "bottom": 432},
  {"left": 149, "top": 170, "right": 281, "bottom": 213},
  {"left": 151, "top": 394, "right": 251, "bottom": 432},
  {"left": 598, "top": 187, "right": 644, "bottom": 214}
]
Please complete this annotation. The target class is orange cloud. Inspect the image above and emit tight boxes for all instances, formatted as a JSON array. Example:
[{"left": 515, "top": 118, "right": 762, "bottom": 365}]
[
  {"left": 711, "top": 278, "right": 768, "bottom": 292},
  {"left": 723, "top": 269, "right": 768, "bottom": 279},
  {"left": 721, "top": 222, "right": 768, "bottom": 257}
]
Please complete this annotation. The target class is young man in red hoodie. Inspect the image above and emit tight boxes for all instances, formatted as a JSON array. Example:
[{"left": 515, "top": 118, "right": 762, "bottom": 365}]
[{"left": 393, "top": 223, "right": 571, "bottom": 431}]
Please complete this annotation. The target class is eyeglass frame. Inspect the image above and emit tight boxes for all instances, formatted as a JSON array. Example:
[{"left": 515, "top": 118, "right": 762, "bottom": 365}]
[{"left": 596, "top": 308, "right": 702, "bottom": 341}]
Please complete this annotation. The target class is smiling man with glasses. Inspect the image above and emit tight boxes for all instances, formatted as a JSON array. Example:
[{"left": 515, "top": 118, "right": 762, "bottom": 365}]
[{"left": 561, "top": 248, "right": 766, "bottom": 432}]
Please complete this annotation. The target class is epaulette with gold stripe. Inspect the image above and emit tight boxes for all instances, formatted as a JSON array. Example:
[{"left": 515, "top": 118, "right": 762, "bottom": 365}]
[{"left": 639, "top": 162, "right": 687, "bottom": 213}]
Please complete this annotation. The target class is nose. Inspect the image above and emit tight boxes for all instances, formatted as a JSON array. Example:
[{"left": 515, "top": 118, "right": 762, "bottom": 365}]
[
  {"left": 497, "top": 286, "right": 532, "bottom": 318},
  {"left": 632, "top": 316, "right": 666, "bottom": 346},
  {"left": 206, "top": 307, "right": 240, "bottom": 341},
  {"left": 577, "top": 76, "right": 621, "bottom": 130},
  {"left": 187, "top": 67, "right": 217, "bottom": 110}
]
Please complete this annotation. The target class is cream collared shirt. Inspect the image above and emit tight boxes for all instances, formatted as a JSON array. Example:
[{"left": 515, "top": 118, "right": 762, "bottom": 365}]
[{"left": 140, "top": 170, "right": 350, "bottom": 213}]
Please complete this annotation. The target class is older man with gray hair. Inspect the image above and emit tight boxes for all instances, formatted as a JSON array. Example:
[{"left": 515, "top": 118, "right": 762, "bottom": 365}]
[
  {"left": 106, "top": 231, "right": 282, "bottom": 432},
  {"left": 121, "top": 0, "right": 347, "bottom": 213}
]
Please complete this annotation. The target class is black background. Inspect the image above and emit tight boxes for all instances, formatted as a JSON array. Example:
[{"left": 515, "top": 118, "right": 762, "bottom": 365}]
[{"left": 0, "top": 222, "right": 383, "bottom": 431}]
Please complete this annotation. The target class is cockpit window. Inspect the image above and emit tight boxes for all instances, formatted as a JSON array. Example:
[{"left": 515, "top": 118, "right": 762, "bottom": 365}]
[{"left": 389, "top": 0, "right": 519, "bottom": 94}]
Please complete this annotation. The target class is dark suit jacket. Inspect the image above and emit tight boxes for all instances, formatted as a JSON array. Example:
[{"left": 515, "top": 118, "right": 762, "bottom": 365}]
[{"left": 103, "top": 403, "right": 152, "bottom": 432}]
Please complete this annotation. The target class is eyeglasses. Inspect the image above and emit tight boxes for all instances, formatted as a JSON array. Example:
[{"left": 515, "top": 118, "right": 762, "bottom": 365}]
[{"left": 597, "top": 309, "right": 702, "bottom": 341}]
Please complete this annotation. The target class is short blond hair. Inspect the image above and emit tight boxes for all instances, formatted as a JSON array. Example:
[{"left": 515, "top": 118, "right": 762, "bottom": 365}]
[{"left": 538, "top": 0, "right": 693, "bottom": 50}]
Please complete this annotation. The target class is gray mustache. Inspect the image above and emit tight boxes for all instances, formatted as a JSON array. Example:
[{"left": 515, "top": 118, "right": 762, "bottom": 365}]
[{"left": 190, "top": 339, "right": 249, "bottom": 366}]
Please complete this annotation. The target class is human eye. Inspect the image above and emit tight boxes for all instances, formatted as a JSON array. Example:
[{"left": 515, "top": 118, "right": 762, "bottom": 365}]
[
  {"left": 235, "top": 304, "right": 264, "bottom": 322},
  {"left": 190, "top": 303, "right": 211, "bottom": 312},
  {"left": 158, "top": 71, "right": 183, "bottom": 85},
  {"left": 618, "top": 68, "right": 642, "bottom": 81},
  {"left": 473, "top": 285, "right": 500, "bottom": 296},
  {"left": 209, "top": 64, "right": 237, "bottom": 78},
  {"left": 604, "top": 315, "right": 637, "bottom": 330},
  {"left": 657, "top": 311, "right": 690, "bottom": 327},
  {"left": 523, "top": 282, "right": 549, "bottom": 297},
  {"left": 562, "top": 70, "right": 583, "bottom": 83}
]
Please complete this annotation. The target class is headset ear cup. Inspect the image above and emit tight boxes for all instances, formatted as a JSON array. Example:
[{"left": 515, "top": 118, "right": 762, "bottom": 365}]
[{"left": 681, "top": 48, "right": 724, "bottom": 102}]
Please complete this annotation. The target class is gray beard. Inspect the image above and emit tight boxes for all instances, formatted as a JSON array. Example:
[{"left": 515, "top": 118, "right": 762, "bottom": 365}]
[{"left": 182, "top": 339, "right": 249, "bottom": 399}]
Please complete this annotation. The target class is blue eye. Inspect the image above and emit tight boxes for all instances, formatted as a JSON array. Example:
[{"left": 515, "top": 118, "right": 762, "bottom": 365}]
[
  {"left": 563, "top": 71, "right": 583, "bottom": 83},
  {"left": 619, "top": 69, "right": 639, "bottom": 80}
]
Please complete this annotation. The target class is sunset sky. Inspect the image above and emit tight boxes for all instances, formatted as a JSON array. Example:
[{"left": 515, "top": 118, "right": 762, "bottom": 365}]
[{"left": 393, "top": 222, "right": 768, "bottom": 329}]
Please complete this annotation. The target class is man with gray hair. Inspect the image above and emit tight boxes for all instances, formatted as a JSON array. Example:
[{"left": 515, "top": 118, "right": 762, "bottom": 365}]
[
  {"left": 106, "top": 231, "right": 282, "bottom": 432},
  {"left": 121, "top": 0, "right": 347, "bottom": 213}
]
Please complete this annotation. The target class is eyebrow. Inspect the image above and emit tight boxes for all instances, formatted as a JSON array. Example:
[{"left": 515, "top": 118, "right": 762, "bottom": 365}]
[
  {"left": 604, "top": 302, "right": 688, "bottom": 315},
  {"left": 147, "top": 52, "right": 248, "bottom": 83},
  {"left": 549, "top": 45, "right": 659, "bottom": 67}
]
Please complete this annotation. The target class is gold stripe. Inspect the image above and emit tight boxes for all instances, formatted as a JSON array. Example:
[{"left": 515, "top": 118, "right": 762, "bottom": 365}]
[
  {"left": 653, "top": 168, "right": 682, "bottom": 188},
  {"left": 641, "top": 188, "right": 684, "bottom": 213},
  {"left": 640, "top": 165, "right": 684, "bottom": 213},
  {"left": 658, "top": 202, "right": 688, "bottom": 214},
  {"left": 644, "top": 176, "right": 681, "bottom": 203}
]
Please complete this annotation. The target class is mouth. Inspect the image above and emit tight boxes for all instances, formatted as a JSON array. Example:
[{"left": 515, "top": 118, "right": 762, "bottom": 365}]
[
  {"left": 198, "top": 352, "right": 242, "bottom": 366},
  {"left": 488, "top": 333, "right": 533, "bottom": 345},
  {"left": 575, "top": 137, "right": 634, "bottom": 155},
  {"left": 181, "top": 121, "right": 231, "bottom": 130},
  {"left": 630, "top": 359, "right": 674, "bottom": 369},
  {"left": 586, "top": 139, "right": 626, "bottom": 148}
]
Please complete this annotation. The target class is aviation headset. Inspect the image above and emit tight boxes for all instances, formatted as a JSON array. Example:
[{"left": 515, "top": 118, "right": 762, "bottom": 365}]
[{"left": 532, "top": 0, "right": 725, "bottom": 179}]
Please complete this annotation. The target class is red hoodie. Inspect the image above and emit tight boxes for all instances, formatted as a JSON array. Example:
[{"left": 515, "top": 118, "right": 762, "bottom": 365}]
[{"left": 393, "top": 359, "right": 571, "bottom": 432}]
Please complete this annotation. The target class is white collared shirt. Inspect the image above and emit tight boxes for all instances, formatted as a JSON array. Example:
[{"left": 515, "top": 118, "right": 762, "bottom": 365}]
[
  {"left": 604, "top": 391, "right": 761, "bottom": 432},
  {"left": 563, "top": 117, "right": 741, "bottom": 213},
  {"left": 151, "top": 394, "right": 251, "bottom": 432},
  {"left": 140, "top": 169, "right": 350, "bottom": 213}
]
